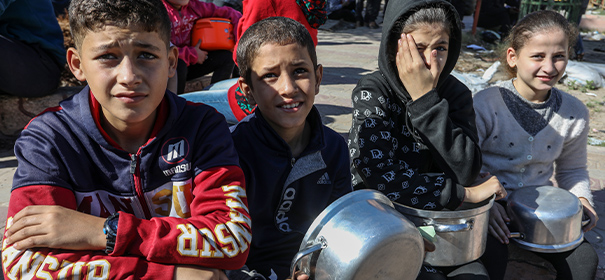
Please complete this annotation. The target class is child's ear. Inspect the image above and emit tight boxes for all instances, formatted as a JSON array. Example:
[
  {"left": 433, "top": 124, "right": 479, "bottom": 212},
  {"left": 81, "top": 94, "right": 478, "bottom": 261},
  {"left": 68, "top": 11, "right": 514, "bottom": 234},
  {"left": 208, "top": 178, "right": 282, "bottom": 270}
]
[
  {"left": 67, "top": 47, "right": 86, "bottom": 82},
  {"left": 314, "top": 64, "right": 323, "bottom": 95},
  {"left": 237, "top": 77, "right": 256, "bottom": 105},
  {"left": 506, "top": 47, "right": 517, "bottom": 69},
  {"left": 168, "top": 46, "right": 179, "bottom": 78}
]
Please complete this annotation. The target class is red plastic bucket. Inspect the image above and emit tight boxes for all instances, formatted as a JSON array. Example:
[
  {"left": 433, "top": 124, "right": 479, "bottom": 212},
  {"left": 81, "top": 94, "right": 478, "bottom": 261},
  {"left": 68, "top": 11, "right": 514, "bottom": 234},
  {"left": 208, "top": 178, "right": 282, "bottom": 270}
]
[{"left": 191, "top": 18, "right": 235, "bottom": 51}]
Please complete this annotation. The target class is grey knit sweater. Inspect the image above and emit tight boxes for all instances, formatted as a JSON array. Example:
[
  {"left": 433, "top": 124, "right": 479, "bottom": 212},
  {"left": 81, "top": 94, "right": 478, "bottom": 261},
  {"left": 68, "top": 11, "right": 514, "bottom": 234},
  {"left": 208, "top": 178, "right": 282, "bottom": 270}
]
[{"left": 473, "top": 80, "right": 593, "bottom": 205}]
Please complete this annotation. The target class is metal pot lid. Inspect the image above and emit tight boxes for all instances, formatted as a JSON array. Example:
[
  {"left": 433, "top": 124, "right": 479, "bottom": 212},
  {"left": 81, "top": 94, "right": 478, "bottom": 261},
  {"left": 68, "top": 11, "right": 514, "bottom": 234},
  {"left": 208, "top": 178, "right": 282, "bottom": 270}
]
[
  {"left": 507, "top": 186, "right": 581, "bottom": 220},
  {"left": 507, "top": 186, "right": 584, "bottom": 253}
]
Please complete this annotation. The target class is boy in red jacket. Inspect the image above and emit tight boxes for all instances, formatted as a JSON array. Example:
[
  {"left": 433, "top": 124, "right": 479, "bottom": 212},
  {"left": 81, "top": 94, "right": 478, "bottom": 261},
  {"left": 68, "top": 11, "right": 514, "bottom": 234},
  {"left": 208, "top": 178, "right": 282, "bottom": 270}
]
[{"left": 2, "top": 0, "right": 250, "bottom": 279}]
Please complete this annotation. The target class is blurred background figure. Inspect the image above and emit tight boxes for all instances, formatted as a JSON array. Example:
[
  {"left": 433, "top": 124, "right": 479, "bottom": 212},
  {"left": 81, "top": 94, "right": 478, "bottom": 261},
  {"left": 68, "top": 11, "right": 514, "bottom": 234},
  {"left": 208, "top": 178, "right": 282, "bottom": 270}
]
[
  {"left": 356, "top": 0, "right": 381, "bottom": 28},
  {"left": 477, "top": 0, "right": 519, "bottom": 37},
  {"left": 162, "top": 0, "right": 242, "bottom": 94},
  {"left": 327, "top": 0, "right": 356, "bottom": 23},
  {"left": 0, "top": 0, "right": 66, "bottom": 98}
]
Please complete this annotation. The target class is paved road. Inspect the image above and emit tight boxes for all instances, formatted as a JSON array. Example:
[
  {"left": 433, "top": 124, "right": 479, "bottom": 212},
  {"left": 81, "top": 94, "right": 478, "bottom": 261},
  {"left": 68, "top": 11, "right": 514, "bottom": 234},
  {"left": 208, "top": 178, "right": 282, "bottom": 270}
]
[{"left": 0, "top": 18, "right": 604, "bottom": 279}]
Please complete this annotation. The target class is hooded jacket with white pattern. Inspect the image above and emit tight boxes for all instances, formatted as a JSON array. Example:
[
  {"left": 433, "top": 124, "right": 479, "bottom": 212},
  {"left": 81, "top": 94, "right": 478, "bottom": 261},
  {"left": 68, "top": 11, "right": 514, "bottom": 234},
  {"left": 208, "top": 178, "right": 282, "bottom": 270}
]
[{"left": 348, "top": 0, "right": 480, "bottom": 210}]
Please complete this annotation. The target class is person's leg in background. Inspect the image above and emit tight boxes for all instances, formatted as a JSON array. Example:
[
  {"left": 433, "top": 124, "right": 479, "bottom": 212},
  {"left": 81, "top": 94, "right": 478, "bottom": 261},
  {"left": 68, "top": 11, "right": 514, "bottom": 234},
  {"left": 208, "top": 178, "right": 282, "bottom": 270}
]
[
  {"left": 187, "top": 50, "right": 235, "bottom": 84},
  {"left": 356, "top": 0, "right": 366, "bottom": 27},
  {"left": 0, "top": 35, "right": 62, "bottom": 98},
  {"left": 575, "top": 34, "right": 584, "bottom": 60},
  {"left": 364, "top": 0, "right": 381, "bottom": 28},
  {"left": 479, "top": 234, "right": 508, "bottom": 280},
  {"left": 574, "top": 0, "right": 590, "bottom": 60},
  {"left": 176, "top": 50, "right": 235, "bottom": 94},
  {"left": 535, "top": 240, "right": 598, "bottom": 280}
]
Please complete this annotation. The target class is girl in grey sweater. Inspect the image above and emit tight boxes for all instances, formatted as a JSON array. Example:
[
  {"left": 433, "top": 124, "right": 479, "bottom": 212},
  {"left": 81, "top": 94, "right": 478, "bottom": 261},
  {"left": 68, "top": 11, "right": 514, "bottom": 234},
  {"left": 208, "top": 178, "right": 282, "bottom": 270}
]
[{"left": 475, "top": 10, "right": 599, "bottom": 280}]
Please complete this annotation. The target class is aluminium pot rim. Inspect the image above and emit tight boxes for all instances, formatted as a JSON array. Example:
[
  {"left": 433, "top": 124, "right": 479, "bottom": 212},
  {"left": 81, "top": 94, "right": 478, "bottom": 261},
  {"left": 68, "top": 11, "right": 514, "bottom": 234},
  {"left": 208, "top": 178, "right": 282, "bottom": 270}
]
[
  {"left": 394, "top": 195, "right": 495, "bottom": 219},
  {"left": 507, "top": 185, "right": 585, "bottom": 253},
  {"left": 512, "top": 232, "right": 585, "bottom": 253},
  {"left": 300, "top": 189, "right": 394, "bottom": 249}
]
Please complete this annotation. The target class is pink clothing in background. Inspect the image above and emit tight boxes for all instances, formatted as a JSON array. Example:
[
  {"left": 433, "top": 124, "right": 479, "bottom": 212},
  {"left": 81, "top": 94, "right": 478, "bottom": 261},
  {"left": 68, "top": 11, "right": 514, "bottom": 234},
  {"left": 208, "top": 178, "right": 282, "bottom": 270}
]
[{"left": 162, "top": 0, "right": 241, "bottom": 66}]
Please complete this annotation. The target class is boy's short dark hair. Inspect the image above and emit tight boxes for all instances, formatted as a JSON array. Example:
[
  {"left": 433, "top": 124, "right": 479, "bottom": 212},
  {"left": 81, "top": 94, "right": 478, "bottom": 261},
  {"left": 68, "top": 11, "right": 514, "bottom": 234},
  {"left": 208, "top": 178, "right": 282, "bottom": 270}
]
[
  {"left": 236, "top": 17, "right": 317, "bottom": 88},
  {"left": 68, "top": 0, "right": 172, "bottom": 50}
]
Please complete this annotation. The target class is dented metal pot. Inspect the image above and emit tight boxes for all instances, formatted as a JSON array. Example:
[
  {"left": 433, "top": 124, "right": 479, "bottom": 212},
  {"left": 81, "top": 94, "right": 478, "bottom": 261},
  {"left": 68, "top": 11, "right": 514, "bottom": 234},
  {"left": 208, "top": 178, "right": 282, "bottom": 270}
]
[
  {"left": 507, "top": 186, "right": 586, "bottom": 253},
  {"left": 291, "top": 190, "right": 424, "bottom": 280}
]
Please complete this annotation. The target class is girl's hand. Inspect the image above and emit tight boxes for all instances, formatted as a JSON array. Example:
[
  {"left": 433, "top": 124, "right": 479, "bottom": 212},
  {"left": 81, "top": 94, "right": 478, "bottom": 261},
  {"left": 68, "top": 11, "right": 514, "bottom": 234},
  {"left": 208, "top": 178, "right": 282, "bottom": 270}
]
[
  {"left": 488, "top": 203, "right": 511, "bottom": 244},
  {"left": 194, "top": 39, "right": 209, "bottom": 65},
  {"left": 579, "top": 197, "right": 598, "bottom": 232},
  {"left": 465, "top": 175, "right": 507, "bottom": 203},
  {"left": 395, "top": 33, "right": 443, "bottom": 101}
]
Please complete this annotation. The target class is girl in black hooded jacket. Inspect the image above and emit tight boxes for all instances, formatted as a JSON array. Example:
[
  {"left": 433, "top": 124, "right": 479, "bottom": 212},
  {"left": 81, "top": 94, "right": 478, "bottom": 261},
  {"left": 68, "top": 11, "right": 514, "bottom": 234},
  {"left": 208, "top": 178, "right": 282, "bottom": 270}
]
[{"left": 348, "top": 0, "right": 506, "bottom": 278}]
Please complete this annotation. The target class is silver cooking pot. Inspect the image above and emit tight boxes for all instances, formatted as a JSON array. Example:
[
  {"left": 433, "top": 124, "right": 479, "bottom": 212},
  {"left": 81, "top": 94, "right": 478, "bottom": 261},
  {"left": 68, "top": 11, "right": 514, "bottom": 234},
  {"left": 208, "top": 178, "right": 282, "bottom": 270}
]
[
  {"left": 291, "top": 190, "right": 424, "bottom": 280},
  {"left": 506, "top": 186, "right": 587, "bottom": 253},
  {"left": 394, "top": 196, "right": 494, "bottom": 266}
]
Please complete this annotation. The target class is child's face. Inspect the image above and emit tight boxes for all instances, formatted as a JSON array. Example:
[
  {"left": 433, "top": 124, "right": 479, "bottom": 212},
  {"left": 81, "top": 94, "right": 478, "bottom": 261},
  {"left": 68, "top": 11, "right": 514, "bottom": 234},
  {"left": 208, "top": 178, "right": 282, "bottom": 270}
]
[
  {"left": 67, "top": 26, "right": 178, "bottom": 128},
  {"left": 507, "top": 28, "right": 568, "bottom": 97},
  {"left": 406, "top": 25, "right": 449, "bottom": 74},
  {"left": 165, "top": 0, "right": 189, "bottom": 9},
  {"left": 238, "top": 43, "right": 322, "bottom": 136}
]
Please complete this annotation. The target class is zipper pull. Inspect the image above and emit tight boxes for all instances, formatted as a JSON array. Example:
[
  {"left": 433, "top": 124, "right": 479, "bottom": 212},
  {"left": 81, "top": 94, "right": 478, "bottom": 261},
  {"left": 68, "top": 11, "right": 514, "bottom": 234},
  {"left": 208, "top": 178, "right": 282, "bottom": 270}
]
[
  {"left": 130, "top": 154, "right": 137, "bottom": 174},
  {"left": 291, "top": 158, "right": 295, "bottom": 167}
]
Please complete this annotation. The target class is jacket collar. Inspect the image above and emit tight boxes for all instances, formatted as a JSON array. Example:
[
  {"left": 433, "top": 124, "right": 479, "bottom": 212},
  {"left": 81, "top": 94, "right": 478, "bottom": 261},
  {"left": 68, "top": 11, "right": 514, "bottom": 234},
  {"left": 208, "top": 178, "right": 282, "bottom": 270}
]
[
  {"left": 237, "top": 105, "right": 326, "bottom": 157},
  {"left": 60, "top": 85, "right": 183, "bottom": 152}
]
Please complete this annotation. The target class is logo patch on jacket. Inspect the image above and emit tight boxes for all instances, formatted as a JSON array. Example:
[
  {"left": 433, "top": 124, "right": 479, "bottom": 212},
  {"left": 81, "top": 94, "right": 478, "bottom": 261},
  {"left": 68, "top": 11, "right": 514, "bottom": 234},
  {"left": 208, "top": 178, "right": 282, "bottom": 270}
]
[
  {"left": 161, "top": 137, "right": 192, "bottom": 176},
  {"left": 316, "top": 172, "right": 331, "bottom": 185},
  {"left": 162, "top": 137, "right": 189, "bottom": 164}
]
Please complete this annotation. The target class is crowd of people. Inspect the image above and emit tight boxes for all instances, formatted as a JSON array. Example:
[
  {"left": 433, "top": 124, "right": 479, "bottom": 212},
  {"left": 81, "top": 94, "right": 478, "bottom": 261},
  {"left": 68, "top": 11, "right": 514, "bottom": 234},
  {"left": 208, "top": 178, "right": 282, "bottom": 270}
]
[{"left": 0, "top": 0, "right": 600, "bottom": 279}]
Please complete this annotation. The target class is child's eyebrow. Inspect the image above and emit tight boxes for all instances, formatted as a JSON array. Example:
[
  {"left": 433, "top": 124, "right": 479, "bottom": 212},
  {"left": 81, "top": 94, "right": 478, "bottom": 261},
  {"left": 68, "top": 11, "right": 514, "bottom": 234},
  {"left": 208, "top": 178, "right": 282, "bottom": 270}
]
[
  {"left": 133, "top": 41, "right": 162, "bottom": 52},
  {"left": 91, "top": 41, "right": 162, "bottom": 52},
  {"left": 290, "top": 60, "right": 310, "bottom": 66}
]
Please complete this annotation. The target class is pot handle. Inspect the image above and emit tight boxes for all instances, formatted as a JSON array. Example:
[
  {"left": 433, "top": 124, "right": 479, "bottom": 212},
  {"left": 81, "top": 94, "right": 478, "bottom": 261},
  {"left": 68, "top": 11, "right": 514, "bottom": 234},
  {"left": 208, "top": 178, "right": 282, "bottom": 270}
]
[
  {"left": 290, "top": 236, "right": 328, "bottom": 279},
  {"left": 430, "top": 220, "right": 473, "bottom": 233}
]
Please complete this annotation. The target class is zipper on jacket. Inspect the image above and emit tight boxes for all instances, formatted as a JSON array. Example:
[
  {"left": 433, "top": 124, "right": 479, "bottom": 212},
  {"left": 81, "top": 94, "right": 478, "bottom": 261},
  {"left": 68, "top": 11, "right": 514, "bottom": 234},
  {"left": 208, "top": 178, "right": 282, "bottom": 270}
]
[
  {"left": 130, "top": 154, "right": 152, "bottom": 219},
  {"left": 291, "top": 158, "right": 296, "bottom": 167}
]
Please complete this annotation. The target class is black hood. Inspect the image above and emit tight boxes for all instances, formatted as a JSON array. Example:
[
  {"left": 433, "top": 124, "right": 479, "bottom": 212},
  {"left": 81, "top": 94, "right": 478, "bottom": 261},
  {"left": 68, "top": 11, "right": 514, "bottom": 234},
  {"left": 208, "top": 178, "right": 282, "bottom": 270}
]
[{"left": 379, "top": 0, "right": 462, "bottom": 101}]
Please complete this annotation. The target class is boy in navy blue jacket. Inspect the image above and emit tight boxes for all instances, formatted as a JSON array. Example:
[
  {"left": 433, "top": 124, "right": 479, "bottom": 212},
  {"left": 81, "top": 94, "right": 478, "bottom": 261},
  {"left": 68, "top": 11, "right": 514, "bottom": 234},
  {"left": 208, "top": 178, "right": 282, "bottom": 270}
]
[{"left": 229, "top": 17, "right": 352, "bottom": 280}]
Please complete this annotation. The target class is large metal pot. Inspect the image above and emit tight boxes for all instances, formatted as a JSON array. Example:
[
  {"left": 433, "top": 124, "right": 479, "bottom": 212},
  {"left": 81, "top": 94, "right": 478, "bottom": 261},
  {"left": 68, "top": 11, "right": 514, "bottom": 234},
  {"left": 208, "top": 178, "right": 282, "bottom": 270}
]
[
  {"left": 394, "top": 196, "right": 494, "bottom": 266},
  {"left": 291, "top": 190, "right": 424, "bottom": 280},
  {"left": 506, "top": 186, "right": 586, "bottom": 253}
]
